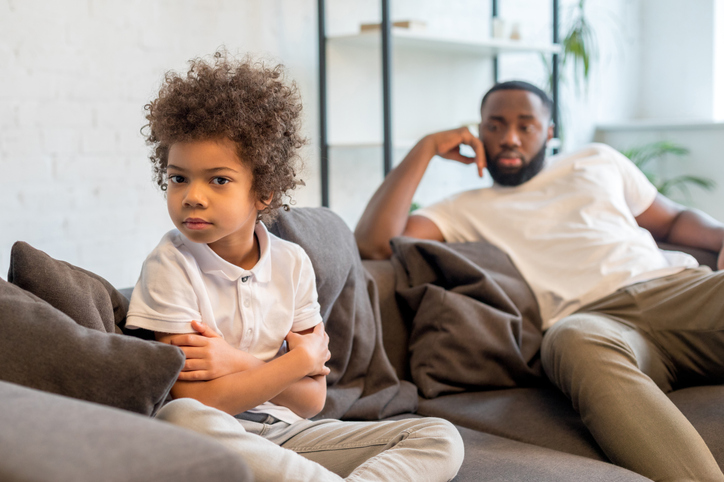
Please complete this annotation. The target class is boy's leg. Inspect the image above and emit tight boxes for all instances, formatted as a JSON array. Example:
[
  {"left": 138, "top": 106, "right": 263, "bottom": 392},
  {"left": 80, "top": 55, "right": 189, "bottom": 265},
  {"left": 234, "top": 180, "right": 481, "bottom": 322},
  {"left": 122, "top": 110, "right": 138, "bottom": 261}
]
[
  {"left": 155, "top": 399, "right": 344, "bottom": 482},
  {"left": 268, "top": 417, "right": 464, "bottom": 482}
]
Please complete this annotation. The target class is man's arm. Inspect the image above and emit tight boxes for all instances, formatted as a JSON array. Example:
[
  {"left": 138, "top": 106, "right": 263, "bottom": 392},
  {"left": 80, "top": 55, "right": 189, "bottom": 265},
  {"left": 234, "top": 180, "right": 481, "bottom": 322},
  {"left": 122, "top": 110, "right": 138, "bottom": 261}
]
[
  {"left": 635, "top": 193, "right": 724, "bottom": 269},
  {"left": 354, "top": 127, "right": 485, "bottom": 260},
  {"left": 159, "top": 322, "right": 330, "bottom": 418}
]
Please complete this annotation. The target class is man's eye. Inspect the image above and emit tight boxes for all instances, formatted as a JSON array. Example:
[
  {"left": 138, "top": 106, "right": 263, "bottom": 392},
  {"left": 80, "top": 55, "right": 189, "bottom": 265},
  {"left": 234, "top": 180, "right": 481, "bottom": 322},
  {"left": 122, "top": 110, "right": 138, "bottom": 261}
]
[
  {"left": 486, "top": 124, "right": 498, "bottom": 132},
  {"left": 212, "top": 177, "right": 230, "bottom": 185},
  {"left": 169, "top": 175, "right": 185, "bottom": 184}
]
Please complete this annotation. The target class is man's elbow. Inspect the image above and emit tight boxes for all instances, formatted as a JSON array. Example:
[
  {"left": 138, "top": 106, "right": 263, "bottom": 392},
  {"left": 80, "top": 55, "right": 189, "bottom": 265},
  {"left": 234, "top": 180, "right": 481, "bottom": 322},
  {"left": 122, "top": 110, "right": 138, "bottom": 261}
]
[{"left": 355, "top": 234, "right": 393, "bottom": 260}]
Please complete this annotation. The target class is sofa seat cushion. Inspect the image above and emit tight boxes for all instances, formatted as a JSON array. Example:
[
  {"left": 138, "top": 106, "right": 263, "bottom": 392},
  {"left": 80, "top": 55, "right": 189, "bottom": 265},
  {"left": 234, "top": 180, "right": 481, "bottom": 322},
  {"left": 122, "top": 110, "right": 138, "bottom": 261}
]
[
  {"left": 0, "top": 381, "right": 251, "bottom": 482},
  {"left": 452, "top": 425, "right": 649, "bottom": 481},
  {"left": 417, "top": 387, "right": 607, "bottom": 461},
  {"left": 418, "top": 385, "right": 724, "bottom": 469},
  {"left": 668, "top": 385, "right": 724, "bottom": 470}
]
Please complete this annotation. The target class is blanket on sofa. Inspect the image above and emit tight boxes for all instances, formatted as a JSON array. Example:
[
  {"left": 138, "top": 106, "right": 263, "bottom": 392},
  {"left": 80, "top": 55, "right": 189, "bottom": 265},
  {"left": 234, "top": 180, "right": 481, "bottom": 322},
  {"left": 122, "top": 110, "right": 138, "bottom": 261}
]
[
  {"left": 268, "top": 208, "right": 418, "bottom": 420},
  {"left": 391, "top": 237, "right": 545, "bottom": 398}
]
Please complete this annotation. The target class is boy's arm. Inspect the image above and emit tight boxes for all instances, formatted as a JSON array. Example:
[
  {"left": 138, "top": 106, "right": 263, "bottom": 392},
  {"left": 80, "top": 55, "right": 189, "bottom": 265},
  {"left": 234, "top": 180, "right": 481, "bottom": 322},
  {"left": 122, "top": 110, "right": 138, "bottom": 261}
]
[
  {"left": 268, "top": 325, "right": 328, "bottom": 418},
  {"left": 161, "top": 322, "right": 330, "bottom": 418}
]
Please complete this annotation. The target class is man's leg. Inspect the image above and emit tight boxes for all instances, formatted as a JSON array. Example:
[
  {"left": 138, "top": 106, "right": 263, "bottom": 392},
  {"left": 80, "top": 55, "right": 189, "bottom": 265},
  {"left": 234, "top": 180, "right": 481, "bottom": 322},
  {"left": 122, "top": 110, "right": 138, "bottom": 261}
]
[
  {"left": 542, "top": 311, "right": 724, "bottom": 481},
  {"left": 269, "top": 417, "right": 464, "bottom": 482},
  {"left": 155, "top": 399, "right": 345, "bottom": 482}
]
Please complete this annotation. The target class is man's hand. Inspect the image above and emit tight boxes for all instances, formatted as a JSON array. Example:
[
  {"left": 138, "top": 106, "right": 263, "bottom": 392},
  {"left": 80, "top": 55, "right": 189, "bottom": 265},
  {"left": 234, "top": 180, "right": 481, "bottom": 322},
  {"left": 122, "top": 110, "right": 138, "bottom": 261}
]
[
  {"left": 285, "top": 323, "right": 331, "bottom": 377},
  {"left": 162, "top": 321, "right": 256, "bottom": 381},
  {"left": 426, "top": 127, "right": 486, "bottom": 177}
]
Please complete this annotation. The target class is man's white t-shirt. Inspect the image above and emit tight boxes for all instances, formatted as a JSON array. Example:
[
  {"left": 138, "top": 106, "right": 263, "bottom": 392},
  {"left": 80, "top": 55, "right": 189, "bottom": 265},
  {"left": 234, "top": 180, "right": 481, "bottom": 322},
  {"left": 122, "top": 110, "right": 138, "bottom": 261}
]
[
  {"left": 415, "top": 143, "right": 697, "bottom": 329},
  {"left": 126, "top": 222, "right": 323, "bottom": 423}
]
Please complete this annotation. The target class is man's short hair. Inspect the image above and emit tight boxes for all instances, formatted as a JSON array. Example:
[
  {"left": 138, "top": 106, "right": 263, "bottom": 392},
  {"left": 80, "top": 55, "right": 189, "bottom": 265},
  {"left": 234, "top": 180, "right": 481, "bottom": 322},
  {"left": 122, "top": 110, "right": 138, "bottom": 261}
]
[{"left": 480, "top": 80, "right": 553, "bottom": 116}]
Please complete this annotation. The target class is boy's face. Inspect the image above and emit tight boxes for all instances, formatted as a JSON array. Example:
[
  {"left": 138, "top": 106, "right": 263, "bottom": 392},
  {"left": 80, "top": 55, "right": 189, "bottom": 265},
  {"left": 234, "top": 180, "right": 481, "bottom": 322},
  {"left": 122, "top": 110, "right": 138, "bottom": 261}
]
[{"left": 166, "top": 138, "right": 266, "bottom": 257}]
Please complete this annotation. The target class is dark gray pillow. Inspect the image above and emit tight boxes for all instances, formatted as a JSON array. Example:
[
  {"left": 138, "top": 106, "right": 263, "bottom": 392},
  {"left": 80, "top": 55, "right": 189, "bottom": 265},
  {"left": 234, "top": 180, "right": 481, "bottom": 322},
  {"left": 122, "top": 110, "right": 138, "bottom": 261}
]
[
  {"left": 0, "top": 278, "right": 183, "bottom": 416},
  {"left": 8, "top": 241, "right": 128, "bottom": 333}
]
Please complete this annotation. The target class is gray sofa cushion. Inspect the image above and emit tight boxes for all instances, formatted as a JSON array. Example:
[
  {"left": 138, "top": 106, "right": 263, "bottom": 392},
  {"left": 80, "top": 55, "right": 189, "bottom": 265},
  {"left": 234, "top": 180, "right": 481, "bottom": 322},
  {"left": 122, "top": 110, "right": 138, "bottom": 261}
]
[
  {"left": 266, "top": 207, "right": 418, "bottom": 420},
  {"left": 417, "top": 387, "right": 606, "bottom": 460},
  {"left": 0, "top": 278, "right": 183, "bottom": 416},
  {"left": 418, "top": 385, "right": 724, "bottom": 471},
  {"left": 8, "top": 241, "right": 128, "bottom": 333},
  {"left": 391, "top": 237, "right": 543, "bottom": 398},
  {"left": 453, "top": 425, "right": 650, "bottom": 481},
  {"left": 0, "top": 380, "right": 251, "bottom": 482}
]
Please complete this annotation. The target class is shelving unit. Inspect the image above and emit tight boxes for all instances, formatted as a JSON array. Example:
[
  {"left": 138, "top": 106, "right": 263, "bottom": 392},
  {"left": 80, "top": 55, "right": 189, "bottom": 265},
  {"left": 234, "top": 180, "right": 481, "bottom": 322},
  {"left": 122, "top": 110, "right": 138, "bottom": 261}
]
[
  {"left": 317, "top": 0, "right": 561, "bottom": 208},
  {"left": 328, "top": 30, "right": 561, "bottom": 57}
]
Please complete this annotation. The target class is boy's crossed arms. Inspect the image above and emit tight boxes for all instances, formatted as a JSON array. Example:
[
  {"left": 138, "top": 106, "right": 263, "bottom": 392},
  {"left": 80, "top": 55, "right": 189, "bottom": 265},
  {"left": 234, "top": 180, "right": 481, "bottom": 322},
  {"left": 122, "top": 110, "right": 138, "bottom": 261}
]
[{"left": 157, "top": 320, "right": 331, "bottom": 419}]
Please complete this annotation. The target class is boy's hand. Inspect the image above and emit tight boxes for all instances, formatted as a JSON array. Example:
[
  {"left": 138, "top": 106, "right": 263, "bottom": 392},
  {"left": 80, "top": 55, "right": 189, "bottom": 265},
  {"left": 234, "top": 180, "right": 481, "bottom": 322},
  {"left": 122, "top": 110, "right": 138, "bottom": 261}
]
[
  {"left": 285, "top": 323, "right": 331, "bottom": 377},
  {"left": 164, "top": 320, "right": 254, "bottom": 381}
]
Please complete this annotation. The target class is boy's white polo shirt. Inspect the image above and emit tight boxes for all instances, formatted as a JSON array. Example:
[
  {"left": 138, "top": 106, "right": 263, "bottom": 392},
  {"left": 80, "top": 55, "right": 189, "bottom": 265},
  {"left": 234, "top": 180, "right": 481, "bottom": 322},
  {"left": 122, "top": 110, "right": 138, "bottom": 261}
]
[{"left": 126, "top": 222, "right": 322, "bottom": 423}]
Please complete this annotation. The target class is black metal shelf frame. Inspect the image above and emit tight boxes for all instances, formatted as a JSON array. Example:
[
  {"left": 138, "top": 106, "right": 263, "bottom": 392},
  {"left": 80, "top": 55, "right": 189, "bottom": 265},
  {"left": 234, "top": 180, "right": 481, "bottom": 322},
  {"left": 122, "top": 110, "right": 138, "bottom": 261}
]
[{"left": 317, "top": 0, "right": 560, "bottom": 206}]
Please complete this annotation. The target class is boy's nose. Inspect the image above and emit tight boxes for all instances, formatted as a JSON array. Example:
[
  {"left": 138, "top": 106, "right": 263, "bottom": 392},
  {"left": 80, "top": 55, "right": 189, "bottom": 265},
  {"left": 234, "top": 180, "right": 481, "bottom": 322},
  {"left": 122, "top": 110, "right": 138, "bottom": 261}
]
[{"left": 183, "top": 183, "right": 207, "bottom": 207}]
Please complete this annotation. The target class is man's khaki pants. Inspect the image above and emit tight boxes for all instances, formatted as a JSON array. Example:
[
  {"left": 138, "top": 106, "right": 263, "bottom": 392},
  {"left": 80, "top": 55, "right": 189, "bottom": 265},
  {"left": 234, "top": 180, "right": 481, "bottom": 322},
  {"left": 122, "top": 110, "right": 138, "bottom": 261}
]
[{"left": 543, "top": 267, "right": 724, "bottom": 482}]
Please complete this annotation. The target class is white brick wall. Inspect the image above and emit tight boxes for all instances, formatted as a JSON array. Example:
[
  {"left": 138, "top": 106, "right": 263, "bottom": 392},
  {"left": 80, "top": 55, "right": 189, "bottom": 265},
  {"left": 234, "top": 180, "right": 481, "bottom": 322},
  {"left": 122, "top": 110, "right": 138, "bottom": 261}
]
[{"left": 1, "top": 0, "right": 320, "bottom": 287}]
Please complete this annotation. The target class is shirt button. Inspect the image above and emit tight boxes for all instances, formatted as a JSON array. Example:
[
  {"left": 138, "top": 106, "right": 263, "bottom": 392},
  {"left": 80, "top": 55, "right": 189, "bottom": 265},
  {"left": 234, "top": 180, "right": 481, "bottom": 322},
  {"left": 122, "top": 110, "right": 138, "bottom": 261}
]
[
  {"left": 241, "top": 276, "right": 250, "bottom": 283},
  {"left": 244, "top": 299, "right": 251, "bottom": 308}
]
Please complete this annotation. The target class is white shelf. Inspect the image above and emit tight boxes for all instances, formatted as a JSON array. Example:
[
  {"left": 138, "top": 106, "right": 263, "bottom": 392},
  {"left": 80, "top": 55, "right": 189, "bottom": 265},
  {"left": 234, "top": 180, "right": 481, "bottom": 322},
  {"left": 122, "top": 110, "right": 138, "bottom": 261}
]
[
  {"left": 328, "top": 29, "right": 561, "bottom": 56},
  {"left": 329, "top": 140, "right": 417, "bottom": 149},
  {"left": 597, "top": 119, "right": 724, "bottom": 132}
]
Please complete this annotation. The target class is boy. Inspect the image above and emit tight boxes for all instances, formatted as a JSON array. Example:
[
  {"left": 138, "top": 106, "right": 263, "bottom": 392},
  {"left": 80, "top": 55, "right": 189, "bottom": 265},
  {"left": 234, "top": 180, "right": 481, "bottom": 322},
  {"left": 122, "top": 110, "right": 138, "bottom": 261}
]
[{"left": 126, "top": 51, "right": 464, "bottom": 481}]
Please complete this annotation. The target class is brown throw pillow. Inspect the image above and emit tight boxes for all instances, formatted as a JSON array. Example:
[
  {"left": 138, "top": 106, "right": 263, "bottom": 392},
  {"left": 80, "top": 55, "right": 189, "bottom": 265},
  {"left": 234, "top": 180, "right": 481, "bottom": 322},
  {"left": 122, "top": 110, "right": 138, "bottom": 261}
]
[
  {"left": 8, "top": 241, "right": 128, "bottom": 333},
  {"left": 0, "top": 279, "right": 184, "bottom": 415}
]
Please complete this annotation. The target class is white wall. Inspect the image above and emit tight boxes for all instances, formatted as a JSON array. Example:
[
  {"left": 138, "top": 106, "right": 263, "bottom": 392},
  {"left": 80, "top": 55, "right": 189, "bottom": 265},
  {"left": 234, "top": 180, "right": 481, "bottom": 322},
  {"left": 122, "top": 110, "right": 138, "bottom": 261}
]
[
  {"left": 0, "top": 0, "right": 320, "bottom": 287},
  {"left": 595, "top": 122, "right": 724, "bottom": 220},
  {"left": 637, "top": 0, "right": 716, "bottom": 121}
]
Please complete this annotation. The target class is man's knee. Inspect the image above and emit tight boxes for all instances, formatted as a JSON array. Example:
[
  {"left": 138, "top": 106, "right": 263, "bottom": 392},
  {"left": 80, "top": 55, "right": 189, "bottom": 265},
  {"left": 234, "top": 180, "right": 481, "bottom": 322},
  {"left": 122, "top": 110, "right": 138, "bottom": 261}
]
[{"left": 542, "top": 315, "right": 639, "bottom": 388}]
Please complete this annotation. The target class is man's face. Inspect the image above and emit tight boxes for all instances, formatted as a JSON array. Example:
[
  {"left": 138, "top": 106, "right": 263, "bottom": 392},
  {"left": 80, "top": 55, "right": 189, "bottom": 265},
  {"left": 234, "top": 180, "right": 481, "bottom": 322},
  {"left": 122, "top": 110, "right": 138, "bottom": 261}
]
[{"left": 478, "top": 90, "right": 552, "bottom": 186}]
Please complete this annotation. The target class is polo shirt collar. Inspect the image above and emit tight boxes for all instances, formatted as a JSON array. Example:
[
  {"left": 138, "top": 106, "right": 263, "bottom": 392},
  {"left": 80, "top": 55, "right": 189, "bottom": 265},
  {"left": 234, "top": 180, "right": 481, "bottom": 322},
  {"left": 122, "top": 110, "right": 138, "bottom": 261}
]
[{"left": 180, "top": 222, "right": 272, "bottom": 283}]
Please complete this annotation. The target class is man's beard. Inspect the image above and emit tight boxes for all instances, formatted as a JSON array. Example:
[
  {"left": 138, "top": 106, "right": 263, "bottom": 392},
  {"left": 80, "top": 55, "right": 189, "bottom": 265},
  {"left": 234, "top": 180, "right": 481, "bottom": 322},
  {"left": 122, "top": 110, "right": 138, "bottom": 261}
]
[{"left": 486, "top": 143, "right": 547, "bottom": 186}]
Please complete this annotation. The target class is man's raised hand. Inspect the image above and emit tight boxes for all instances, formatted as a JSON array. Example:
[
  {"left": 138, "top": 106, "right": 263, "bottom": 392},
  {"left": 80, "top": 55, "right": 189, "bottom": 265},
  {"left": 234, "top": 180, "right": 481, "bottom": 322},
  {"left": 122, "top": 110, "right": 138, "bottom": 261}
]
[{"left": 427, "top": 127, "right": 486, "bottom": 178}]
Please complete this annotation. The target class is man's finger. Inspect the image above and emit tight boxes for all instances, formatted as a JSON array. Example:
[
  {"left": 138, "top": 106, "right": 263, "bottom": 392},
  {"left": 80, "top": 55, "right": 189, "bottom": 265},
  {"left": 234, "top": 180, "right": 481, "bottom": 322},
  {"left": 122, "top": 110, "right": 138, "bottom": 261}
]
[{"left": 469, "top": 134, "right": 486, "bottom": 177}]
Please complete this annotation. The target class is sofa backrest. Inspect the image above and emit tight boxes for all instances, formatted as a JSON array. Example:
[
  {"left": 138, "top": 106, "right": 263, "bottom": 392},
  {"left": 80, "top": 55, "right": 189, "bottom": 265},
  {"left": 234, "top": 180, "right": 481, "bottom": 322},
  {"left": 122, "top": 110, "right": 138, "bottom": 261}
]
[{"left": 362, "top": 258, "right": 411, "bottom": 382}]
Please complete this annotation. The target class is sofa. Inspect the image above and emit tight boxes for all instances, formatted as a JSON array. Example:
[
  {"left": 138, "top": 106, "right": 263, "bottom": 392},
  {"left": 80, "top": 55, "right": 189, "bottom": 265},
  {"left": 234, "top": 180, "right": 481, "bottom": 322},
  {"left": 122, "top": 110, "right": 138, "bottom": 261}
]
[
  {"left": 1, "top": 206, "right": 722, "bottom": 481},
  {"left": 365, "top": 246, "right": 724, "bottom": 481}
]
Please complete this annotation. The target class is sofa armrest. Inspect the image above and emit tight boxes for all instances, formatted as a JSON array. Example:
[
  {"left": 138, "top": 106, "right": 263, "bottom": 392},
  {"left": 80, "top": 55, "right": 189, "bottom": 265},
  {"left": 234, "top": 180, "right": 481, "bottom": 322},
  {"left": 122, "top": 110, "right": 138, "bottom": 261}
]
[{"left": 657, "top": 242, "right": 718, "bottom": 270}]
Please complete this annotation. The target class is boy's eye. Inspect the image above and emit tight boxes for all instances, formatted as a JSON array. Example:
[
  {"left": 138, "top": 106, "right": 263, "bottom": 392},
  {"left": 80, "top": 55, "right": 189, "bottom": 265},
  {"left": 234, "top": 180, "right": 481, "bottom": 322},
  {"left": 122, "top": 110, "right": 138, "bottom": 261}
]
[
  {"left": 212, "top": 177, "right": 230, "bottom": 185},
  {"left": 169, "top": 175, "right": 185, "bottom": 184}
]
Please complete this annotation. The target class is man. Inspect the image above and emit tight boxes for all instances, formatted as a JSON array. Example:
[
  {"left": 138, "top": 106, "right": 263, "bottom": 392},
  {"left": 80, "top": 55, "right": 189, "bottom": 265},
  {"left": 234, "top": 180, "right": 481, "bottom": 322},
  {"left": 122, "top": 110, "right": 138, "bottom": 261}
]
[{"left": 355, "top": 80, "right": 724, "bottom": 481}]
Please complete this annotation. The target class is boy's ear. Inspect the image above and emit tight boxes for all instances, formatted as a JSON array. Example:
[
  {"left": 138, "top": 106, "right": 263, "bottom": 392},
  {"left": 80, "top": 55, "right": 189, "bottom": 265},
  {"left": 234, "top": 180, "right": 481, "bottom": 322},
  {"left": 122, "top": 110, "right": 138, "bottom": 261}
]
[{"left": 255, "top": 192, "right": 274, "bottom": 211}]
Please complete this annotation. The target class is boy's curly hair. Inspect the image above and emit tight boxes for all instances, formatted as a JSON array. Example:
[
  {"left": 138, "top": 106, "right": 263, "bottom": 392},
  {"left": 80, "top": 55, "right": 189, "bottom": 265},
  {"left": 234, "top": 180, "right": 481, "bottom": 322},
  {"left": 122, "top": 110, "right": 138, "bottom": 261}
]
[{"left": 143, "top": 51, "right": 305, "bottom": 223}]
